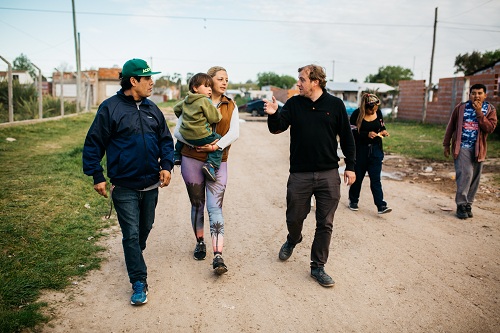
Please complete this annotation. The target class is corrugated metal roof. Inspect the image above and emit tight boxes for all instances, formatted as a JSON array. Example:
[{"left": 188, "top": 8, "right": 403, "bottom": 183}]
[{"left": 326, "top": 81, "right": 395, "bottom": 93}]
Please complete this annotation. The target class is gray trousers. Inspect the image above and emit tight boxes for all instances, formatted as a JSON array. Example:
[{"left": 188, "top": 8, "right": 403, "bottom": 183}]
[
  {"left": 285, "top": 169, "right": 341, "bottom": 268},
  {"left": 454, "top": 148, "right": 483, "bottom": 206}
]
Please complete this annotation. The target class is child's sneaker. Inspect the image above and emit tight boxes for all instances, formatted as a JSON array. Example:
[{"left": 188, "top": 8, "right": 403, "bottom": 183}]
[
  {"left": 130, "top": 280, "right": 148, "bottom": 305},
  {"left": 202, "top": 162, "right": 217, "bottom": 182},
  {"left": 173, "top": 153, "right": 182, "bottom": 166}
]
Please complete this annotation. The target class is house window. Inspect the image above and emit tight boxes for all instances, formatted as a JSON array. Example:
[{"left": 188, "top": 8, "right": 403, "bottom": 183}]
[{"left": 13, "top": 75, "right": 19, "bottom": 82}]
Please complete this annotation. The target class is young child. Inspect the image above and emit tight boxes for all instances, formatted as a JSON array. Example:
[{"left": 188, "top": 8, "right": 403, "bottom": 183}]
[{"left": 173, "top": 73, "right": 222, "bottom": 181}]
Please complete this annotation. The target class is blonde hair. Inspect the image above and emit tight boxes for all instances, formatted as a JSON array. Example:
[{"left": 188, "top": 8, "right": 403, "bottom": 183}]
[
  {"left": 356, "top": 93, "right": 380, "bottom": 131},
  {"left": 207, "top": 66, "right": 227, "bottom": 78}
]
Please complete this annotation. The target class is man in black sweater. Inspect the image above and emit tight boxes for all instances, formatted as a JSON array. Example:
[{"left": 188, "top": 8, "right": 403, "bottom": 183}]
[{"left": 265, "top": 64, "right": 356, "bottom": 287}]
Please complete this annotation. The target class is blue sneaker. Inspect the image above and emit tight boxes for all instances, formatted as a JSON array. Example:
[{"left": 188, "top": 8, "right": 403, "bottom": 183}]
[
  {"left": 130, "top": 280, "right": 148, "bottom": 305},
  {"left": 202, "top": 162, "right": 217, "bottom": 182}
]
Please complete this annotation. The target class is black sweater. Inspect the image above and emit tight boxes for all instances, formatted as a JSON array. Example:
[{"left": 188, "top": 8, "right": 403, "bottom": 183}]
[
  {"left": 349, "top": 108, "right": 386, "bottom": 148},
  {"left": 268, "top": 90, "right": 356, "bottom": 173}
]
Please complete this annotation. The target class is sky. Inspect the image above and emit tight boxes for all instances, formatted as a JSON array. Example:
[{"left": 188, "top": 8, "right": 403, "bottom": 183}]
[{"left": 0, "top": 0, "right": 499, "bottom": 85}]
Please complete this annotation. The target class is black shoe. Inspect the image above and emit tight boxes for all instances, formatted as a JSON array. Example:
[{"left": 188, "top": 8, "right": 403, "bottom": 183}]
[
  {"left": 456, "top": 204, "right": 468, "bottom": 219},
  {"left": 193, "top": 241, "right": 206, "bottom": 260},
  {"left": 310, "top": 267, "right": 335, "bottom": 287},
  {"left": 465, "top": 204, "right": 473, "bottom": 218},
  {"left": 213, "top": 254, "right": 228, "bottom": 275},
  {"left": 278, "top": 240, "right": 295, "bottom": 261},
  {"left": 378, "top": 206, "right": 392, "bottom": 214},
  {"left": 348, "top": 202, "right": 359, "bottom": 211}
]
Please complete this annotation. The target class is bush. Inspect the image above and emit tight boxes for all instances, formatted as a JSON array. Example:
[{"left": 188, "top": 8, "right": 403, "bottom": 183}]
[{"left": 0, "top": 81, "right": 76, "bottom": 122}]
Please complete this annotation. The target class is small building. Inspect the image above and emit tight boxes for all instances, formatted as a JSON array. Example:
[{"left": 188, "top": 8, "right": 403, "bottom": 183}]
[
  {"left": 0, "top": 70, "right": 34, "bottom": 84},
  {"left": 325, "top": 81, "right": 395, "bottom": 106}
]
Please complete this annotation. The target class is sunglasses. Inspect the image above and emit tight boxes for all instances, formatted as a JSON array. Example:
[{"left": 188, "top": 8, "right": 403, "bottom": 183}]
[{"left": 365, "top": 102, "right": 377, "bottom": 109}]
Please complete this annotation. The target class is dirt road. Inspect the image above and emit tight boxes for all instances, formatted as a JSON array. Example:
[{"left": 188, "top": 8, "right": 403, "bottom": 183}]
[{"left": 40, "top": 116, "right": 500, "bottom": 333}]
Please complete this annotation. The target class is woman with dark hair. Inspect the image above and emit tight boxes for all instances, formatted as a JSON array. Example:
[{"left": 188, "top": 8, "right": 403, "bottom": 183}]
[
  {"left": 174, "top": 66, "right": 239, "bottom": 275},
  {"left": 348, "top": 93, "right": 392, "bottom": 214}
]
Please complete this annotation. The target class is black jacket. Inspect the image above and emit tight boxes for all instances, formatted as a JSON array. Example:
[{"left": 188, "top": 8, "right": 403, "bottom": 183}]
[{"left": 83, "top": 90, "right": 174, "bottom": 189}]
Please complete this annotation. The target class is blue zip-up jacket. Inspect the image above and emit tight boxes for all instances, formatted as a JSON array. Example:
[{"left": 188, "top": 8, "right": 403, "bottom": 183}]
[{"left": 83, "top": 89, "right": 174, "bottom": 189}]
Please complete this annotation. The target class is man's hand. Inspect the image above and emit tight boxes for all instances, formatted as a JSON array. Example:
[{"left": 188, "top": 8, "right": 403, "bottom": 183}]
[
  {"left": 263, "top": 96, "right": 278, "bottom": 115},
  {"left": 94, "top": 181, "right": 108, "bottom": 198},
  {"left": 472, "top": 100, "right": 483, "bottom": 117},
  {"left": 443, "top": 146, "right": 450, "bottom": 158},
  {"left": 160, "top": 170, "right": 171, "bottom": 188},
  {"left": 344, "top": 170, "right": 356, "bottom": 186}
]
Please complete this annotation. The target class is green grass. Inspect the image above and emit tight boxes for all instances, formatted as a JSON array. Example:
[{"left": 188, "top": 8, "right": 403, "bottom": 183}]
[
  {"left": 0, "top": 113, "right": 112, "bottom": 333},
  {"left": 0, "top": 116, "right": 498, "bottom": 332},
  {"left": 383, "top": 120, "right": 500, "bottom": 161},
  {"left": 157, "top": 100, "right": 180, "bottom": 108}
]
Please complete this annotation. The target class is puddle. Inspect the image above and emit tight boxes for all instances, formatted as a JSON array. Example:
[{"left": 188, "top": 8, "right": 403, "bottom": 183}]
[{"left": 338, "top": 165, "right": 404, "bottom": 181}]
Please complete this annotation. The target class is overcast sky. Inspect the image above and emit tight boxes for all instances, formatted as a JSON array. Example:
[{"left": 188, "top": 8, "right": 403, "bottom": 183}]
[{"left": 1, "top": 0, "right": 499, "bottom": 85}]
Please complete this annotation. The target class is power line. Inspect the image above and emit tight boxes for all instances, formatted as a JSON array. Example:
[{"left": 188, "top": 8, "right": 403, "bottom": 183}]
[
  {"left": 0, "top": 6, "right": 432, "bottom": 28},
  {"left": 2, "top": 6, "right": 499, "bottom": 32}
]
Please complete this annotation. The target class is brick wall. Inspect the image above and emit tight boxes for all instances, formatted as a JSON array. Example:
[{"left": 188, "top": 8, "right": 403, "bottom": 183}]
[
  {"left": 427, "top": 77, "right": 465, "bottom": 124},
  {"left": 397, "top": 80, "right": 425, "bottom": 121},
  {"left": 398, "top": 68, "right": 499, "bottom": 124}
]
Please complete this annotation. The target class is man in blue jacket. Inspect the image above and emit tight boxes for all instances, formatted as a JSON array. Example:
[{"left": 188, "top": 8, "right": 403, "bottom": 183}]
[{"left": 83, "top": 58, "right": 174, "bottom": 305}]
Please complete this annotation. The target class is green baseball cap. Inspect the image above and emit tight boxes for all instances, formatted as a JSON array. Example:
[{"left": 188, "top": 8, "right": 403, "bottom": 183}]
[{"left": 121, "top": 58, "right": 161, "bottom": 77}]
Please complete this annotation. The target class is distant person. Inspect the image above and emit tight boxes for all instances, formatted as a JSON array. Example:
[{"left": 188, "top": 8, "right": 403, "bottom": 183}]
[
  {"left": 174, "top": 66, "right": 239, "bottom": 275},
  {"left": 443, "top": 83, "right": 497, "bottom": 219},
  {"left": 173, "top": 73, "right": 222, "bottom": 182},
  {"left": 83, "top": 58, "right": 174, "bottom": 305},
  {"left": 265, "top": 64, "right": 356, "bottom": 287},
  {"left": 348, "top": 93, "right": 392, "bottom": 214}
]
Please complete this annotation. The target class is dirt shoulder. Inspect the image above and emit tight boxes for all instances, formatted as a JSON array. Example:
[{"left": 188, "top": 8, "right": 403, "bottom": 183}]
[{"left": 38, "top": 115, "right": 500, "bottom": 333}]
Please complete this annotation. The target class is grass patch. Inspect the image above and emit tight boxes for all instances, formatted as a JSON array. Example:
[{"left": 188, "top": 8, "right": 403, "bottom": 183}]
[
  {"left": 157, "top": 100, "right": 180, "bottom": 108},
  {"left": 383, "top": 120, "right": 500, "bottom": 161},
  {"left": 0, "top": 113, "right": 112, "bottom": 332}
]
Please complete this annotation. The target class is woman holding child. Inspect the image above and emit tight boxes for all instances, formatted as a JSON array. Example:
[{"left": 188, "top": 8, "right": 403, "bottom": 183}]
[{"left": 174, "top": 66, "right": 239, "bottom": 275}]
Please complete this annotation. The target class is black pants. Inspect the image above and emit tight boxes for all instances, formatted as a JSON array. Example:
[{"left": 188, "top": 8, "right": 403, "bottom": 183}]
[
  {"left": 349, "top": 144, "right": 386, "bottom": 209},
  {"left": 285, "top": 169, "right": 341, "bottom": 268}
]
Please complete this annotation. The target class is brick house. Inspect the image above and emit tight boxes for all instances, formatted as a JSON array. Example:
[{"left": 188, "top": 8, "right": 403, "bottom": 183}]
[{"left": 398, "top": 61, "right": 500, "bottom": 124}]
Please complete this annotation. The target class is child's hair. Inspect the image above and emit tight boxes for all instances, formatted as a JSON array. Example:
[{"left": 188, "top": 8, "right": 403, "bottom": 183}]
[{"left": 189, "top": 73, "right": 214, "bottom": 93}]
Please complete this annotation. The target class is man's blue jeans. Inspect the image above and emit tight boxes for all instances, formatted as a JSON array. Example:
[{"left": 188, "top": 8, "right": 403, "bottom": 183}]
[{"left": 112, "top": 186, "right": 158, "bottom": 284}]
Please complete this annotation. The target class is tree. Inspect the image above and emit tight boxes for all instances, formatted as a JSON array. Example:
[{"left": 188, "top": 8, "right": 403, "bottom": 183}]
[
  {"left": 365, "top": 66, "right": 413, "bottom": 87},
  {"left": 13, "top": 53, "right": 37, "bottom": 80},
  {"left": 185, "top": 72, "right": 194, "bottom": 85},
  {"left": 256, "top": 72, "right": 296, "bottom": 89},
  {"left": 454, "top": 49, "right": 500, "bottom": 75}
]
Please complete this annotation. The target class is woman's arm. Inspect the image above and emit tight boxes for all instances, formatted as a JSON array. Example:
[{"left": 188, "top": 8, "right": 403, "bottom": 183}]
[
  {"left": 173, "top": 114, "right": 190, "bottom": 145},
  {"left": 215, "top": 102, "right": 240, "bottom": 149}
]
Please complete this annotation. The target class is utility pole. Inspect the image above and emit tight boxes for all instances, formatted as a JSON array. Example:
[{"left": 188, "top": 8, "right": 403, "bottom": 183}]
[
  {"left": 31, "top": 63, "right": 43, "bottom": 119},
  {"left": 72, "top": 0, "right": 81, "bottom": 113},
  {"left": 423, "top": 7, "right": 438, "bottom": 123},
  {"left": 55, "top": 68, "right": 64, "bottom": 116}
]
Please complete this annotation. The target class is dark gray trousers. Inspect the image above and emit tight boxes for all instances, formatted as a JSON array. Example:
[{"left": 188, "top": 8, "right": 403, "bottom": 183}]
[
  {"left": 454, "top": 148, "right": 483, "bottom": 206},
  {"left": 285, "top": 169, "right": 341, "bottom": 268}
]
